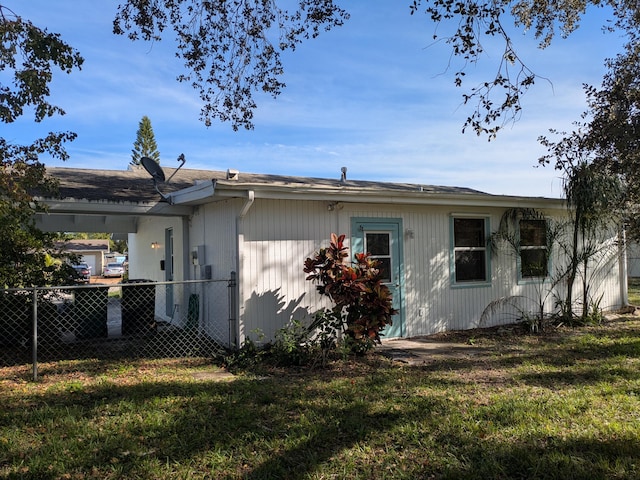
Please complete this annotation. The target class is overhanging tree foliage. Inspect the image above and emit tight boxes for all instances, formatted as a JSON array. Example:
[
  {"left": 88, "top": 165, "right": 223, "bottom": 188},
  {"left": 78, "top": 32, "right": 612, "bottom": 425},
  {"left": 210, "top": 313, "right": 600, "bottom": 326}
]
[
  {"left": 112, "top": 0, "right": 638, "bottom": 135},
  {"left": 536, "top": 4, "right": 640, "bottom": 242},
  {"left": 113, "top": 0, "right": 349, "bottom": 131},
  {"left": 0, "top": 5, "right": 83, "bottom": 287},
  {"left": 4, "top": 2, "right": 638, "bottom": 135},
  {"left": 577, "top": 42, "right": 640, "bottom": 241}
]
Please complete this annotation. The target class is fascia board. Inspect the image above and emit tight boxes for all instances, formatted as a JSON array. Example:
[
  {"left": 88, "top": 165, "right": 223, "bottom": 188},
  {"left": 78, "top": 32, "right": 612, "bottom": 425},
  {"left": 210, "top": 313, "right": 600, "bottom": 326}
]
[
  {"left": 209, "top": 185, "right": 566, "bottom": 211},
  {"left": 167, "top": 180, "right": 215, "bottom": 205},
  {"left": 38, "top": 197, "right": 192, "bottom": 216}
]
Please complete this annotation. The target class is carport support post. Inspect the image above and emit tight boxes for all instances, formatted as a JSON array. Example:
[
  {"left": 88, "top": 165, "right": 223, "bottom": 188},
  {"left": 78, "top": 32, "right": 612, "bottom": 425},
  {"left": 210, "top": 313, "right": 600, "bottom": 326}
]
[{"left": 32, "top": 288, "right": 38, "bottom": 381}]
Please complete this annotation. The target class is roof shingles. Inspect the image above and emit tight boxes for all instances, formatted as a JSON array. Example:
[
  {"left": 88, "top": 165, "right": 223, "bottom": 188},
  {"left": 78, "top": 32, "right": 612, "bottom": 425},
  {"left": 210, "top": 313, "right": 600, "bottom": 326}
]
[{"left": 45, "top": 166, "right": 487, "bottom": 204}]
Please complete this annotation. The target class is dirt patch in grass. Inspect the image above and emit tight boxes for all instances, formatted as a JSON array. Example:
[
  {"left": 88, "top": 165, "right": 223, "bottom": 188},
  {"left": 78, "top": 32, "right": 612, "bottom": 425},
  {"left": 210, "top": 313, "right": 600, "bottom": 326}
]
[
  {"left": 375, "top": 315, "right": 640, "bottom": 385},
  {"left": 192, "top": 370, "right": 235, "bottom": 381},
  {"left": 410, "top": 314, "right": 640, "bottom": 347}
]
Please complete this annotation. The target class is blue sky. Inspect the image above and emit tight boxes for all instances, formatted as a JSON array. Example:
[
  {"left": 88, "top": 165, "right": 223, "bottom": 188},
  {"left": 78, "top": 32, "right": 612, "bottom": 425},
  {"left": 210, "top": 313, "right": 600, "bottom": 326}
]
[{"left": 3, "top": 1, "right": 624, "bottom": 197}]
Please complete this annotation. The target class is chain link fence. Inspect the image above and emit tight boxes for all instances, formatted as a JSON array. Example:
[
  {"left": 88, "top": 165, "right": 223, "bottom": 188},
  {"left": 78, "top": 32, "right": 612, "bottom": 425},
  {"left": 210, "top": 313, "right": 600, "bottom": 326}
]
[{"left": 0, "top": 277, "right": 236, "bottom": 379}]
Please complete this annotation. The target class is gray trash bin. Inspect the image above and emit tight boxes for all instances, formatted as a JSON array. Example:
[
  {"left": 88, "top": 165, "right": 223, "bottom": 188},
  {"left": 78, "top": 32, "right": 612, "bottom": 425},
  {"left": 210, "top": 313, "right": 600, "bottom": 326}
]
[
  {"left": 74, "top": 286, "right": 109, "bottom": 339},
  {"left": 121, "top": 279, "right": 156, "bottom": 335},
  {"left": 0, "top": 292, "right": 30, "bottom": 347}
]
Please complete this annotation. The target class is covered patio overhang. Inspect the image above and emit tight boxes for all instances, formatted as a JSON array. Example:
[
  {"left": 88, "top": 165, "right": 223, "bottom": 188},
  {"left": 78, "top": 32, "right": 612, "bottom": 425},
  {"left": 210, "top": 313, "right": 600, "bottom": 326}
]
[{"left": 35, "top": 197, "right": 193, "bottom": 234}]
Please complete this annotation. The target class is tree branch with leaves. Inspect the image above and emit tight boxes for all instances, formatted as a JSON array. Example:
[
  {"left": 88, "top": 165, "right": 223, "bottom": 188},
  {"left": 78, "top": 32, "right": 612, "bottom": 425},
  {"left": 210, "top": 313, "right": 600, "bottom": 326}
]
[
  {"left": 113, "top": 0, "right": 349, "bottom": 131},
  {"left": 0, "top": 5, "right": 83, "bottom": 287}
]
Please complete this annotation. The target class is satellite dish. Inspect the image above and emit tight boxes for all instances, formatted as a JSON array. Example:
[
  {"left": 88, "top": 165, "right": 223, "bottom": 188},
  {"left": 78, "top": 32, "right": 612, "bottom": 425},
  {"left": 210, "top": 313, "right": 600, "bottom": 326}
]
[
  {"left": 141, "top": 157, "right": 165, "bottom": 183},
  {"left": 140, "top": 154, "right": 186, "bottom": 204}
]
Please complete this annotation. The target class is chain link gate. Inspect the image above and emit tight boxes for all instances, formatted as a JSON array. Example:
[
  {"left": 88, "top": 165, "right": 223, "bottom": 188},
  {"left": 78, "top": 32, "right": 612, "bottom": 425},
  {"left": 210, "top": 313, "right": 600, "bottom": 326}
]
[{"left": 0, "top": 277, "right": 236, "bottom": 380}]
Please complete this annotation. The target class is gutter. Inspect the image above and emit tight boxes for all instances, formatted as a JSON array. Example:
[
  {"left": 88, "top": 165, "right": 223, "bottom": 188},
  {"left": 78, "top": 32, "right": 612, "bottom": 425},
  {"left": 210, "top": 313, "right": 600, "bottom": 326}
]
[
  {"left": 208, "top": 184, "right": 566, "bottom": 211},
  {"left": 229, "top": 192, "right": 565, "bottom": 211}
]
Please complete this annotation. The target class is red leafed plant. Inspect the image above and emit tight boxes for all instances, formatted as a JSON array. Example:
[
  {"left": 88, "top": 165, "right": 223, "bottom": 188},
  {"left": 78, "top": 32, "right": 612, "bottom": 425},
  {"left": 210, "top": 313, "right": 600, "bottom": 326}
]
[{"left": 304, "top": 233, "right": 397, "bottom": 350}]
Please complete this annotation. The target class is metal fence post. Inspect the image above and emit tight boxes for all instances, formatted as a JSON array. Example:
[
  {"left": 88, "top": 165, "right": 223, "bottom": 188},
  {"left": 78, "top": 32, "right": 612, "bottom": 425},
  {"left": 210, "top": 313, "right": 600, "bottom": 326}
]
[
  {"left": 228, "top": 271, "right": 237, "bottom": 349},
  {"left": 32, "top": 287, "right": 38, "bottom": 381}
]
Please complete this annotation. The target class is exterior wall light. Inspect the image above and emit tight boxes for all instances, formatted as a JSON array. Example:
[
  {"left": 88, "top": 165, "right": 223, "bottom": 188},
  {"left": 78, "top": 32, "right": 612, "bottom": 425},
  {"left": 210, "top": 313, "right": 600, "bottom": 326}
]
[{"left": 151, "top": 242, "right": 160, "bottom": 249}]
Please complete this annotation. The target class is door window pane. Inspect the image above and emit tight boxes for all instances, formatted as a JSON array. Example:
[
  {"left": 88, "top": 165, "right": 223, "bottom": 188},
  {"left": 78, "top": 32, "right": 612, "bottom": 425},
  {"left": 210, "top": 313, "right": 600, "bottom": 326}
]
[
  {"left": 365, "top": 232, "right": 392, "bottom": 283},
  {"left": 366, "top": 233, "right": 390, "bottom": 256},
  {"left": 375, "top": 258, "right": 392, "bottom": 283}
]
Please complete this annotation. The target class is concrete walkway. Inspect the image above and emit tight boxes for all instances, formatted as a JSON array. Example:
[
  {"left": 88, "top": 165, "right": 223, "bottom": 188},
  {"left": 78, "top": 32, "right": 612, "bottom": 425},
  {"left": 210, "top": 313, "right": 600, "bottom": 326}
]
[{"left": 378, "top": 337, "right": 485, "bottom": 365}]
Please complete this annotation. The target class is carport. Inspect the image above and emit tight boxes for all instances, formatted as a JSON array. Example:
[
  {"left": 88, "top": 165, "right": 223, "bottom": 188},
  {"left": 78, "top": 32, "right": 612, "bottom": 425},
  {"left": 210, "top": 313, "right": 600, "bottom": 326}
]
[{"left": 35, "top": 165, "right": 197, "bottom": 281}]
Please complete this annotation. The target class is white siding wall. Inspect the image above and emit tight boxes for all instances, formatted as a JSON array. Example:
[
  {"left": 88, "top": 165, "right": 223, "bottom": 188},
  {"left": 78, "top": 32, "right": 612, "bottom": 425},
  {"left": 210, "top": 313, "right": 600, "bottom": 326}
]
[
  {"left": 233, "top": 199, "right": 625, "bottom": 341},
  {"left": 238, "top": 199, "right": 335, "bottom": 342},
  {"left": 189, "top": 200, "right": 238, "bottom": 281},
  {"left": 132, "top": 198, "right": 625, "bottom": 343},
  {"left": 627, "top": 242, "right": 640, "bottom": 278},
  {"left": 128, "top": 216, "right": 185, "bottom": 282}
]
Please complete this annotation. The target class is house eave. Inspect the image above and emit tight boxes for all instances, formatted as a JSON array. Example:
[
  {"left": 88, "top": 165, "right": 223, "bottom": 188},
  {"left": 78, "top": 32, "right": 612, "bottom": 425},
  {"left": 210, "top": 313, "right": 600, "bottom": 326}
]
[
  {"left": 168, "top": 180, "right": 216, "bottom": 206},
  {"left": 34, "top": 196, "right": 194, "bottom": 233},
  {"left": 177, "top": 182, "right": 566, "bottom": 210},
  {"left": 37, "top": 197, "right": 193, "bottom": 216}
]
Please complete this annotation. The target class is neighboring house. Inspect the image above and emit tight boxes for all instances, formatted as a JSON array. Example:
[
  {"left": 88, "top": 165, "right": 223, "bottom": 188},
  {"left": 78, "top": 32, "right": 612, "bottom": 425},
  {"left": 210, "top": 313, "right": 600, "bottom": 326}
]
[
  {"left": 38, "top": 166, "right": 628, "bottom": 347},
  {"left": 56, "top": 239, "right": 110, "bottom": 276}
]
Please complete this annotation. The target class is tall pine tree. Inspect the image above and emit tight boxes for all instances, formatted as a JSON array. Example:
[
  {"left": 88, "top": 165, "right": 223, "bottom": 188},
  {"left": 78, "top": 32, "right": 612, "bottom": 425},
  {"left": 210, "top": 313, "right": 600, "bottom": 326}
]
[{"left": 131, "top": 116, "right": 160, "bottom": 165}]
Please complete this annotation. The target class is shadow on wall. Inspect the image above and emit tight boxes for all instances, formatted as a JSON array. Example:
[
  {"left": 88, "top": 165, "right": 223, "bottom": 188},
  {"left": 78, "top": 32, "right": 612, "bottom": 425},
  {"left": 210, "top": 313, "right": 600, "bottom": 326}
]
[{"left": 242, "top": 289, "right": 309, "bottom": 342}]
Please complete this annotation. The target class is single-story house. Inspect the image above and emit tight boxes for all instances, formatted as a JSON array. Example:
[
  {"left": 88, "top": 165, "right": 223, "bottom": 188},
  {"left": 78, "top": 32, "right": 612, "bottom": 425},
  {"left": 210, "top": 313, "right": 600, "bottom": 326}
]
[
  {"left": 55, "top": 239, "right": 110, "bottom": 275},
  {"left": 38, "top": 165, "right": 628, "bottom": 346}
]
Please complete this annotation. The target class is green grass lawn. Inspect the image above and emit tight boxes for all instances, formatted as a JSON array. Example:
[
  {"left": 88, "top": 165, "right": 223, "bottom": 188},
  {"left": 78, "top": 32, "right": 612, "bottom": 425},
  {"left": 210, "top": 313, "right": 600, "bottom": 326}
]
[{"left": 3, "top": 318, "right": 640, "bottom": 479}]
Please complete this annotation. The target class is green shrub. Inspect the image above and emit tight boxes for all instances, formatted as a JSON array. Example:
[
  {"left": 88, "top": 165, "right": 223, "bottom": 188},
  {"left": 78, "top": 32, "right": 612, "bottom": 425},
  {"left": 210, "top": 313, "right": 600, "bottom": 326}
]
[
  {"left": 304, "top": 233, "right": 397, "bottom": 352},
  {"left": 271, "top": 320, "right": 314, "bottom": 366}
]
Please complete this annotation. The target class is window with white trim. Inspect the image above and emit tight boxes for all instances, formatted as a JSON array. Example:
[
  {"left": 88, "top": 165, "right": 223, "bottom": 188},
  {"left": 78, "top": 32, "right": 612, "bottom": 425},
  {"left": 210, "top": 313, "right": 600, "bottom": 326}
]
[
  {"left": 452, "top": 217, "right": 488, "bottom": 283},
  {"left": 519, "top": 219, "right": 548, "bottom": 278}
]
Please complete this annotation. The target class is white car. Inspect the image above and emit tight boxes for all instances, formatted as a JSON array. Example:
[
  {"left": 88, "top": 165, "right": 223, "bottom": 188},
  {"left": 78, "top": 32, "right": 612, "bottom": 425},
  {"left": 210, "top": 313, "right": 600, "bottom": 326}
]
[{"left": 103, "top": 262, "right": 125, "bottom": 277}]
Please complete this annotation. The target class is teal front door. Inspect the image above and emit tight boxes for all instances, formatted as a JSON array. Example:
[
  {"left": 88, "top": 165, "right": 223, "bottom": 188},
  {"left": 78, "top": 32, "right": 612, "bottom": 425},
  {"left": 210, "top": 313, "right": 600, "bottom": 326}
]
[{"left": 351, "top": 218, "right": 404, "bottom": 338}]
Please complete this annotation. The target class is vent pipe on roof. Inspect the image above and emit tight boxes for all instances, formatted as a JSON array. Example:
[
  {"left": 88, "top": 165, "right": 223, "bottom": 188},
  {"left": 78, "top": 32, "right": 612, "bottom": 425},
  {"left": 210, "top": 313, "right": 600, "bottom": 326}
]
[
  {"left": 227, "top": 169, "right": 239, "bottom": 180},
  {"left": 340, "top": 166, "right": 347, "bottom": 183}
]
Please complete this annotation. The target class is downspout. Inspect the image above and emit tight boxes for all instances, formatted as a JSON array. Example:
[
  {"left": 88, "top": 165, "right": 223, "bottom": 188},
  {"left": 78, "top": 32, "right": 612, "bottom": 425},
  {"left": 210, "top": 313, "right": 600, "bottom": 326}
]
[
  {"left": 239, "top": 190, "right": 255, "bottom": 219},
  {"left": 234, "top": 190, "right": 255, "bottom": 347}
]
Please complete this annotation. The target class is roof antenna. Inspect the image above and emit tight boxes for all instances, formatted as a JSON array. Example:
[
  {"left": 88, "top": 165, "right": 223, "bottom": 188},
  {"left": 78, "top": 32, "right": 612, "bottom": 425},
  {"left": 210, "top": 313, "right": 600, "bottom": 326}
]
[
  {"left": 165, "top": 153, "right": 186, "bottom": 183},
  {"left": 140, "top": 153, "right": 186, "bottom": 203},
  {"left": 340, "top": 166, "right": 347, "bottom": 183}
]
